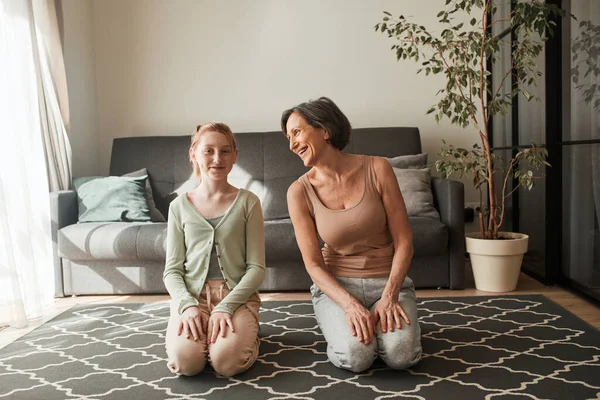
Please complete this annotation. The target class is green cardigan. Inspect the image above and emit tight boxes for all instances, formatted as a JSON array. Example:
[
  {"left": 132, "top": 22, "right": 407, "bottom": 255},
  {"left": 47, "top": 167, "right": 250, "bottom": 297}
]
[{"left": 163, "top": 189, "right": 266, "bottom": 315}]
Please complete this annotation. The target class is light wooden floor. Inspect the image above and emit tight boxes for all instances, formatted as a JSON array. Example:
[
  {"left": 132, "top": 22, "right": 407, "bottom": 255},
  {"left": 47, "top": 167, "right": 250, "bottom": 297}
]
[{"left": 1, "top": 271, "right": 598, "bottom": 350}]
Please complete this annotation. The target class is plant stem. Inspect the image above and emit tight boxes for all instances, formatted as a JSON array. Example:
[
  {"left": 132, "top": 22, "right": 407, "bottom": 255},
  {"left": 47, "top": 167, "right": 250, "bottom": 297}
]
[
  {"left": 478, "top": 181, "right": 485, "bottom": 237},
  {"left": 480, "top": 0, "right": 499, "bottom": 239},
  {"left": 499, "top": 156, "right": 519, "bottom": 233},
  {"left": 479, "top": 209, "right": 485, "bottom": 238}
]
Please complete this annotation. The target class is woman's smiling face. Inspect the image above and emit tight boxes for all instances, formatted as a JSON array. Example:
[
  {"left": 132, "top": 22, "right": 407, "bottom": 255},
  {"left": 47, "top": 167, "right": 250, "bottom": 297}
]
[{"left": 285, "top": 112, "right": 329, "bottom": 166}]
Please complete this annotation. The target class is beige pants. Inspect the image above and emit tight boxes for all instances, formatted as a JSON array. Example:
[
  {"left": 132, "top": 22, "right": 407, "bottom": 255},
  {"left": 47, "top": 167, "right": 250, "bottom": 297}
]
[{"left": 165, "top": 280, "right": 261, "bottom": 377}]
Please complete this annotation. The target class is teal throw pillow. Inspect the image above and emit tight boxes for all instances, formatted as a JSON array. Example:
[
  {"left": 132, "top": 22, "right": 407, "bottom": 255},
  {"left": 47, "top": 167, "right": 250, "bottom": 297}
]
[
  {"left": 122, "top": 168, "right": 166, "bottom": 222},
  {"left": 74, "top": 175, "right": 152, "bottom": 222}
]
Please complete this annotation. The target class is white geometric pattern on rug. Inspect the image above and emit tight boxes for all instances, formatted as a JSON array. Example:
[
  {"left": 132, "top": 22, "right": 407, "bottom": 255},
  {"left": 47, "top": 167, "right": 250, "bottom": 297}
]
[{"left": 0, "top": 296, "right": 599, "bottom": 400}]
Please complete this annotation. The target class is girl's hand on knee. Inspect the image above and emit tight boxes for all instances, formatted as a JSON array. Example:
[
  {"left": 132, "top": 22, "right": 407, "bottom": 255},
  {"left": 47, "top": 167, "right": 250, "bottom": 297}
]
[
  {"left": 179, "top": 306, "right": 205, "bottom": 341},
  {"left": 345, "top": 301, "right": 376, "bottom": 344},
  {"left": 208, "top": 312, "right": 234, "bottom": 344}
]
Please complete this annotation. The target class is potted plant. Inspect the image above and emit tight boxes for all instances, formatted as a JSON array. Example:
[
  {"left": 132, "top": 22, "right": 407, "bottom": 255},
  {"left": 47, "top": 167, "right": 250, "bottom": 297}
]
[{"left": 375, "top": 0, "right": 566, "bottom": 292}]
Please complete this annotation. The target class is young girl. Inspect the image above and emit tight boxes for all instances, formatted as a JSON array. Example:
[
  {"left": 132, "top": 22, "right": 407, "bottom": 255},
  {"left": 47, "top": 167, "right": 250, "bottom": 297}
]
[{"left": 163, "top": 122, "right": 266, "bottom": 377}]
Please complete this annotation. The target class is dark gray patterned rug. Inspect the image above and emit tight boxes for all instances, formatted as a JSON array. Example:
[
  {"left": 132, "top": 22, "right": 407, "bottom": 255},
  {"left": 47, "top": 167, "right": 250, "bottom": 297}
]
[{"left": 1, "top": 295, "right": 599, "bottom": 400}]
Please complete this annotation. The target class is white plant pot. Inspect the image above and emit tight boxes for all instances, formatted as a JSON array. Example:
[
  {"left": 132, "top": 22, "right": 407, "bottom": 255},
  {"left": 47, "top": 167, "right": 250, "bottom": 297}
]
[{"left": 465, "top": 232, "right": 529, "bottom": 292}]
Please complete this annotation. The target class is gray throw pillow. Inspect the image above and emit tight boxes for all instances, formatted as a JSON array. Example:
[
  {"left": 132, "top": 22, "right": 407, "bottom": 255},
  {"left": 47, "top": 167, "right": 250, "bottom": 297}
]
[
  {"left": 123, "top": 168, "right": 167, "bottom": 222},
  {"left": 393, "top": 167, "right": 440, "bottom": 220},
  {"left": 73, "top": 175, "right": 152, "bottom": 222},
  {"left": 387, "top": 153, "right": 428, "bottom": 169}
]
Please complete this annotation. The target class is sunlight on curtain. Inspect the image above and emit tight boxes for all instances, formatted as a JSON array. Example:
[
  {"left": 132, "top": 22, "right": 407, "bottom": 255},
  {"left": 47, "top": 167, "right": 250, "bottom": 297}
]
[
  {"left": 0, "top": 0, "right": 55, "bottom": 328},
  {"left": 32, "top": 0, "right": 72, "bottom": 192}
]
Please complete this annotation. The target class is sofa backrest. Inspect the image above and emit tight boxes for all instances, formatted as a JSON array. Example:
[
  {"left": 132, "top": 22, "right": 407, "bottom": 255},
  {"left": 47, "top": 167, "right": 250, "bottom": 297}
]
[{"left": 109, "top": 127, "right": 422, "bottom": 220}]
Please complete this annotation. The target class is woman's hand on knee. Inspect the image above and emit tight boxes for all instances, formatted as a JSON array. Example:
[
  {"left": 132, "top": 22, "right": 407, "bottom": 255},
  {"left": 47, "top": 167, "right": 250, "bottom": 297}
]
[
  {"left": 373, "top": 298, "right": 410, "bottom": 333},
  {"left": 345, "top": 301, "right": 376, "bottom": 344},
  {"left": 208, "top": 312, "right": 234, "bottom": 344},
  {"left": 178, "top": 306, "right": 206, "bottom": 341}
]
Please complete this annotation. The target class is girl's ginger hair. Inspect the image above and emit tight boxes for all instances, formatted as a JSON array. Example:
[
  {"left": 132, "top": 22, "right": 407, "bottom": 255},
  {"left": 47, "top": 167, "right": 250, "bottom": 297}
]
[{"left": 190, "top": 122, "right": 238, "bottom": 182}]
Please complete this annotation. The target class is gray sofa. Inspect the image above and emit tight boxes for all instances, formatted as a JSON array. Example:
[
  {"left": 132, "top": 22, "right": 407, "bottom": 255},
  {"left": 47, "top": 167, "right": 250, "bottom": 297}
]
[{"left": 50, "top": 127, "right": 465, "bottom": 297}]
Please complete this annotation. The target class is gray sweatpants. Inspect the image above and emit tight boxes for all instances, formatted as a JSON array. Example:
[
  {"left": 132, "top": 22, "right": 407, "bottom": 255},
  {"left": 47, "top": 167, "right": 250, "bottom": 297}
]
[{"left": 311, "top": 276, "right": 422, "bottom": 372}]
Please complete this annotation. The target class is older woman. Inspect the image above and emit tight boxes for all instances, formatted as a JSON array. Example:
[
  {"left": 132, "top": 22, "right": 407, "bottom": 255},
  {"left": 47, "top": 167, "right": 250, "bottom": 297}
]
[{"left": 282, "top": 97, "right": 422, "bottom": 372}]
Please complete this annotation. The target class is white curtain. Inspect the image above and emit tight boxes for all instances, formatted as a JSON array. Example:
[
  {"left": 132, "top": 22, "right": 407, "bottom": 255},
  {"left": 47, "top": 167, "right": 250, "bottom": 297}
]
[
  {"left": 33, "top": 0, "right": 72, "bottom": 192},
  {"left": 0, "top": 0, "right": 70, "bottom": 328}
]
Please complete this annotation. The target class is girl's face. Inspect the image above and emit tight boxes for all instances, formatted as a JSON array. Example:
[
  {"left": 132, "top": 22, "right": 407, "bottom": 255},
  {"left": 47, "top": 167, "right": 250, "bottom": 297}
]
[
  {"left": 190, "top": 130, "right": 237, "bottom": 181},
  {"left": 285, "top": 112, "right": 329, "bottom": 167}
]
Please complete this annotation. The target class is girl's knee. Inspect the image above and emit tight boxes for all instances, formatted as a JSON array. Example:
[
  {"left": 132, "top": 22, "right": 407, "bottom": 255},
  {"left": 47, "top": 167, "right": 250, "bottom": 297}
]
[
  {"left": 167, "top": 351, "right": 207, "bottom": 376},
  {"left": 210, "top": 350, "right": 258, "bottom": 377},
  {"left": 209, "top": 338, "right": 259, "bottom": 377},
  {"left": 211, "top": 357, "right": 251, "bottom": 377},
  {"left": 165, "top": 336, "right": 208, "bottom": 376}
]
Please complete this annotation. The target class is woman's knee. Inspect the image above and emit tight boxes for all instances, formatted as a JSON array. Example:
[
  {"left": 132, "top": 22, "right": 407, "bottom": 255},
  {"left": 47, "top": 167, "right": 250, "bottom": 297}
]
[
  {"left": 384, "top": 344, "right": 422, "bottom": 370},
  {"left": 379, "top": 330, "right": 423, "bottom": 370},
  {"left": 329, "top": 340, "right": 377, "bottom": 373}
]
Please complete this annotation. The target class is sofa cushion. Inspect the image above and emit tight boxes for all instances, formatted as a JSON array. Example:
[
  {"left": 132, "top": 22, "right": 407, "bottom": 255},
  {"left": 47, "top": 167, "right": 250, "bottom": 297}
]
[
  {"left": 387, "top": 153, "right": 428, "bottom": 169},
  {"left": 59, "top": 220, "right": 304, "bottom": 264},
  {"left": 409, "top": 217, "right": 448, "bottom": 256},
  {"left": 346, "top": 127, "right": 422, "bottom": 156},
  {"left": 58, "top": 222, "right": 167, "bottom": 261},
  {"left": 264, "top": 219, "right": 304, "bottom": 262},
  {"left": 262, "top": 178, "right": 295, "bottom": 220},
  {"left": 394, "top": 167, "right": 440, "bottom": 220},
  {"left": 73, "top": 176, "right": 152, "bottom": 223}
]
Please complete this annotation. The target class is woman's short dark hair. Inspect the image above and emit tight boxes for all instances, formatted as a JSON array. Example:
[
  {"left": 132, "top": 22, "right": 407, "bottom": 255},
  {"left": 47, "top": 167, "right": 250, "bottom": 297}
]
[{"left": 280, "top": 97, "right": 352, "bottom": 151}]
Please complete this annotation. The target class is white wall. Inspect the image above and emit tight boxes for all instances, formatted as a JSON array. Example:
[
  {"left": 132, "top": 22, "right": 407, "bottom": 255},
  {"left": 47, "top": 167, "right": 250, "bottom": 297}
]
[
  {"left": 61, "top": 0, "right": 100, "bottom": 177},
  {"left": 63, "top": 0, "right": 481, "bottom": 201}
]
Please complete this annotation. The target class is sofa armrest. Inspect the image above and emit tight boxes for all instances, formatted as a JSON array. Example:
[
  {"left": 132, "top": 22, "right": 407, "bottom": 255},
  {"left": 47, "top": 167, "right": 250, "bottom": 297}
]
[
  {"left": 50, "top": 190, "right": 78, "bottom": 297},
  {"left": 431, "top": 177, "right": 465, "bottom": 289}
]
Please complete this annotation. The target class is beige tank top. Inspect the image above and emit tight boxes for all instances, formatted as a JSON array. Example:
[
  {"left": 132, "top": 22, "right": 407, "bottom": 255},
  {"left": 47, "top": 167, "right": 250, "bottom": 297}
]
[{"left": 299, "top": 156, "right": 394, "bottom": 278}]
